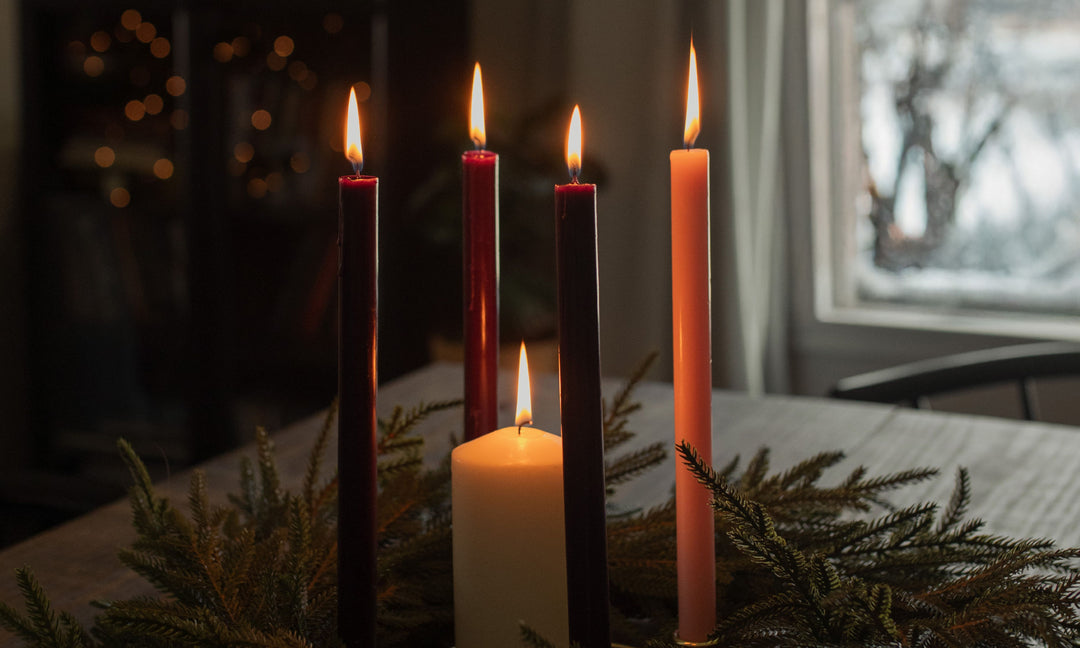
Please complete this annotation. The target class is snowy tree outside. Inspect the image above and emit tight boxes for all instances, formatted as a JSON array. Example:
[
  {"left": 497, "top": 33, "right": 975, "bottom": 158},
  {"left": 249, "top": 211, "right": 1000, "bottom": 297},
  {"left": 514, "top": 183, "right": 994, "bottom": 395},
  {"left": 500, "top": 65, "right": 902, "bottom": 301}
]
[{"left": 853, "top": 0, "right": 1080, "bottom": 316}]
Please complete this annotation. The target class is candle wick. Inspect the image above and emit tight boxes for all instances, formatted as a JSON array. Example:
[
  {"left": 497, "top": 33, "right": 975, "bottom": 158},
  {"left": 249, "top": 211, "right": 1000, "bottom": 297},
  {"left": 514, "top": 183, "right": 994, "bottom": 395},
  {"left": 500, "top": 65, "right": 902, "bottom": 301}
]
[{"left": 351, "top": 161, "right": 363, "bottom": 178}]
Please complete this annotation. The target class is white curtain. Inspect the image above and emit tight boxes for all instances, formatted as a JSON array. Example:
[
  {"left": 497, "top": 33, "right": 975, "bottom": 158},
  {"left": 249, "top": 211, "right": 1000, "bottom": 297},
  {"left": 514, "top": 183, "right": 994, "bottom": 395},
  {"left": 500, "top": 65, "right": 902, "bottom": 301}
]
[{"left": 722, "top": 0, "right": 788, "bottom": 396}]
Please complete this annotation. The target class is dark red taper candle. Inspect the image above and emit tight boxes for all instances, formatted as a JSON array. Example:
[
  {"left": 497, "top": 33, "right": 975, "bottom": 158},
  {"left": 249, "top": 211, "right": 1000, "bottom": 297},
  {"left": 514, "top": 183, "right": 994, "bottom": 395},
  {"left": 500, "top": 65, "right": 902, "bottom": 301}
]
[
  {"left": 338, "top": 88, "right": 378, "bottom": 648},
  {"left": 556, "top": 105, "right": 610, "bottom": 648},
  {"left": 463, "top": 63, "right": 499, "bottom": 441}
]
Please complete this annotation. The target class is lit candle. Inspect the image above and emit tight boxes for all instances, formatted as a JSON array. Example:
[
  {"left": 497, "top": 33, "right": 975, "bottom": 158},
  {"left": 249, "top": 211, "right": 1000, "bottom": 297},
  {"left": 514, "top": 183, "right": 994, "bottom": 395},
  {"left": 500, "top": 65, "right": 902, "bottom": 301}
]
[
  {"left": 338, "top": 87, "right": 379, "bottom": 648},
  {"left": 554, "top": 105, "right": 610, "bottom": 648},
  {"left": 670, "top": 41, "right": 716, "bottom": 644},
  {"left": 462, "top": 62, "right": 500, "bottom": 442},
  {"left": 452, "top": 342, "right": 569, "bottom": 648}
]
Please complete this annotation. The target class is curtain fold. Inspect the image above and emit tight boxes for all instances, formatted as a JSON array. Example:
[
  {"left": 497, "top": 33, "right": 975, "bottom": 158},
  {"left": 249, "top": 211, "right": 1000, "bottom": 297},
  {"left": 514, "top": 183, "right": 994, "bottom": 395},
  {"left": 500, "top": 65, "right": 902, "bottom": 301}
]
[{"left": 724, "top": 0, "right": 788, "bottom": 395}]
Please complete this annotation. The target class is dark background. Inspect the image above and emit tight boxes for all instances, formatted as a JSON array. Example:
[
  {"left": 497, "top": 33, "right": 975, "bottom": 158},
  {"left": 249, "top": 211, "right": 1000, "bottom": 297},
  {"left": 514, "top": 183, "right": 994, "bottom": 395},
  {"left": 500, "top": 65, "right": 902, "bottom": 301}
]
[{"left": 1, "top": 0, "right": 573, "bottom": 548}]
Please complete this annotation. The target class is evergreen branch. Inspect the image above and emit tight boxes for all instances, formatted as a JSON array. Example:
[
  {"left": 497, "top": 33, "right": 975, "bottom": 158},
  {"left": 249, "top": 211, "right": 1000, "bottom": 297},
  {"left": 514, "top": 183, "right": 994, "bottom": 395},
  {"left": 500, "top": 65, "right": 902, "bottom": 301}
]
[
  {"left": 302, "top": 397, "right": 338, "bottom": 508},
  {"left": 605, "top": 442, "right": 667, "bottom": 489},
  {"left": 603, "top": 351, "right": 657, "bottom": 452}
]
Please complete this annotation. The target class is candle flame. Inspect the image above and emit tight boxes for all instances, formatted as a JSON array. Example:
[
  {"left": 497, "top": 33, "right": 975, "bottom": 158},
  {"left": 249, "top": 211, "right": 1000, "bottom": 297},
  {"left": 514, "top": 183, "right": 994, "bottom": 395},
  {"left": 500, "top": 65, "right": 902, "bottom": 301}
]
[
  {"left": 683, "top": 41, "right": 700, "bottom": 148},
  {"left": 566, "top": 105, "right": 582, "bottom": 182},
  {"left": 515, "top": 341, "right": 533, "bottom": 428},
  {"left": 345, "top": 87, "right": 363, "bottom": 174},
  {"left": 470, "top": 62, "right": 486, "bottom": 149}
]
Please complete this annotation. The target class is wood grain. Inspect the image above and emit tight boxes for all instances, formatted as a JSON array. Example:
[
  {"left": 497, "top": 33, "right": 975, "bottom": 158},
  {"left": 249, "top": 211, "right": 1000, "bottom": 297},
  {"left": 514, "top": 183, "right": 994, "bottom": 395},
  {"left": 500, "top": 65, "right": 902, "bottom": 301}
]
[{"left": 4, "top": 362, "right": 1080, "bottom": 645}]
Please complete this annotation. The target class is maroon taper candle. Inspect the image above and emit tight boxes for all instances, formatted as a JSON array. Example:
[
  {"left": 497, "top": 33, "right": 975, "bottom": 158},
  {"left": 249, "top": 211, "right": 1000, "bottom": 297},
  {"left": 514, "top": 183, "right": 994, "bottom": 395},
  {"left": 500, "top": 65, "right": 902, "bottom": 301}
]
[
  {"left": 462, "top": 63, "right": 499, "bottom": 441},
  {"left": 338, "top": 89, "right": 378, "bottom": 648},
  {"left": 555, "top": 105, "right": 611, "bottom": 648}
]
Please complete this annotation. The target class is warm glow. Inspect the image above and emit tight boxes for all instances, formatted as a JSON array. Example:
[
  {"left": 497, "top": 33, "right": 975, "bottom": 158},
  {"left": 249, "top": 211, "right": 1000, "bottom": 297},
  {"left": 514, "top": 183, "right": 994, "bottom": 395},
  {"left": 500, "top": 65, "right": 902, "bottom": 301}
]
[
  {"left": 288, "top": 61, "right": 307, "bottom": 81},
  {"left": 94, "top": 146, "right": 115, "bottom": 168},
  {"left": 683, "top": 41, "right": 701, "bottom": 148},
  {"left": 231, "top": 37, "right": 251, "bottom": 57},
  {"left": 274, "top": 35, "right": 295, "bottom": 57},
  {"left": 84, "top": 56, "right": 105, "bottom": 77},
  {"left": 248, "top": 177, "right": 268, "bottom": 199},
  {"left": 515, "top": 342, "right": 533, "bottom": 428},
  {"left": 251, "top": 109, "right": 272, "bottom": 130},
  {"left": 135, "top": 22, "right": 156, "bottom": 44},
  {"left": 144, "top": 93, "right": 163, "bottom": 115},
  {"left": 345, "top": 87, "right": 363, "bottom": 174},
  {"left": 153, "top": 158, "right": 174, "bottom": 179},
  {"left": 124, "top": 100, "right": 146, "bottom": 121},
  {"left": 165, "top": 75, "right": 186, "bottom": 96},
  {"left": 90, "top": 31, "right": 111, "bottom": 53},
  {"left": 234, "top": 142, "right": 254, "bottom": 163},
  {"left": 120, "top": 9, "right": 141, "bottom": 31},
  {"left": 170, "top": 109, "right": 188, "bottom": 130},
  {"left": 290, "top": 152, "right": 310, "bottom": 173},
  {"left": 150, "top": 37, "right": 170, "bottom": 58},
  {"left": 213, "top": 42, "right": 234, "bottom": 63},
  {"left": 267, "top": 53, "right": 287, "bottom": 71},
  {"left": 109, "top": 187, "right": 131, "bottom": 208},
  {"left": 566, "top": 105, "right": 582, "bottom": 182},
  {"left": 469, "top": 62, "right": 485, "bottom": 149}
]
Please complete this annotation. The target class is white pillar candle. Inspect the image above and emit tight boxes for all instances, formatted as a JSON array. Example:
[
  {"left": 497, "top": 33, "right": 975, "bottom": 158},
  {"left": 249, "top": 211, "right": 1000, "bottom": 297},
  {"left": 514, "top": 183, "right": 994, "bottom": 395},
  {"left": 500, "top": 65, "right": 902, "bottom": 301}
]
[{"left": 452, "top": 343, "right": 569, "bottom": 648}]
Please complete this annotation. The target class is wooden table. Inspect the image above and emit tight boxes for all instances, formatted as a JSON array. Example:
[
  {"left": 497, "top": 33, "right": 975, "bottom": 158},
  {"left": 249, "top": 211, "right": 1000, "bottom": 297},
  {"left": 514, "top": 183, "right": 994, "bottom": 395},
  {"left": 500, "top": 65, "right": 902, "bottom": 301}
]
[{"left": 4, "top": 362, "right": 1080, "bottom": 645}]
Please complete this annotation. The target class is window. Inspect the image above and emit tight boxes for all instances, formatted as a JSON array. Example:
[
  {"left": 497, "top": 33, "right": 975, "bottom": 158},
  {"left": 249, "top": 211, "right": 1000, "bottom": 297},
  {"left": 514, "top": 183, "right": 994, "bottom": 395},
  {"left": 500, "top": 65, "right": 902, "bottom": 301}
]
[{"left": 809, "top": 0, "right": 1080, "bottom": 336}]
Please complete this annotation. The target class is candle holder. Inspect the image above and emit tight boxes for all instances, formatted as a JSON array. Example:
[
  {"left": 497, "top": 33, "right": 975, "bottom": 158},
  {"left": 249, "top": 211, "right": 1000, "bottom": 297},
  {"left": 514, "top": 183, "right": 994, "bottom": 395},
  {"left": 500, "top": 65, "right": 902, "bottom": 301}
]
[{"left": 672, "top": 633, "right": 720, "bottom": 647}]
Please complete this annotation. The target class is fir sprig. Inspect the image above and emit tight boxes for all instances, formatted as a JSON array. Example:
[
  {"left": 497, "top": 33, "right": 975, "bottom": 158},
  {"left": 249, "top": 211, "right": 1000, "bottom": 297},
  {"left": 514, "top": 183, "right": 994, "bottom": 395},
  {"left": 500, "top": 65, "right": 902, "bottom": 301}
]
[
  {"left": 7, "top": 357, "right": 1080, "bottom": 648},
  {"left": 671, "top": 440, "right": 1080, "bottom": 647}
]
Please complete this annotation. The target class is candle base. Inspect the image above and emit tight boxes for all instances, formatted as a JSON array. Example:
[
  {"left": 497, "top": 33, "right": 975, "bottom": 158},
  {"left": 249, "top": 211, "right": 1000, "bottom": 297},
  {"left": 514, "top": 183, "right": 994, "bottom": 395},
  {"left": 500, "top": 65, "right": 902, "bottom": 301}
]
[{"left": 672, "top": 632, "right": 720, "bottom": 647}]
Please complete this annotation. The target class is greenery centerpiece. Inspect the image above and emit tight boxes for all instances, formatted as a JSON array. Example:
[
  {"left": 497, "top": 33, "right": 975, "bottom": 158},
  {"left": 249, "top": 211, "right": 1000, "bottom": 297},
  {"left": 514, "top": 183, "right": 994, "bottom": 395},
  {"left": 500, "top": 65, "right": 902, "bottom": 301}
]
[{"left": 3, "top": 355, "right": 1080, "bottom": 647}]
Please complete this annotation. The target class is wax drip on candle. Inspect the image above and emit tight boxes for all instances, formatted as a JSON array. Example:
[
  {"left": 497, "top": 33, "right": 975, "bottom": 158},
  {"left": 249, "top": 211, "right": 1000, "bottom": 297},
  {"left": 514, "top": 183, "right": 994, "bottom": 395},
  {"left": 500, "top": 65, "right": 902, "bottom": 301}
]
[
  {"left": 566, "top": 105, "right": 582, "bottom": 184},
  {"left": 470, "top": 62, "right": 486, "bottom": 151},
  {"left": 683, "top": 41, "right": 701, "bottom": 149},
  {"left": 515, "top": 341, "right": 533, "bottom": 434},
  {"left": 346, "top": 86, "right": 364, "bottom": 176}
]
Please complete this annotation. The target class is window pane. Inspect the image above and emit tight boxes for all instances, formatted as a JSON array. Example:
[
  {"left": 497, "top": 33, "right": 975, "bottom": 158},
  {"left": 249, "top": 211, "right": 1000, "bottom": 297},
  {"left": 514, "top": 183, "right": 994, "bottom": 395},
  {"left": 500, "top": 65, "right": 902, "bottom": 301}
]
[{"left": 853, "top": 0, "right": 1080, "bottom": 315}]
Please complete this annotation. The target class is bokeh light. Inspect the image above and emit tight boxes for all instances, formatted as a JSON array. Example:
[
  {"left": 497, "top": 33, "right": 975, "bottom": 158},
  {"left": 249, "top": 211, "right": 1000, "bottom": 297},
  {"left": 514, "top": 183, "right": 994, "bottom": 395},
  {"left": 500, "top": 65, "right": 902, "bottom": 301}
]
[
  {"left": 120, "top": 9, "right": 142, "bottom": 31},
  {"left": 150, "top": 37, "right": 170, "bottom": 58},
  {"left": 354, "top": 81, "right": 371, "bottom": 102},
  {"left": 266, "top": 52, "right": 286, "bottom": 71},
  {"left": 143, "top": 94, "right": 163, "bottom": 115},
  {"left": 251, "top": 109, "right": 272, "bottom": 130},
  {"left": 125, "top": 100, "right": 146, "bottom": 121},
  {"left": 288, "top": 61, "right": 307, "bottom": 82},
  {"left": 290, "top": 153, "right": 310, "bottom": 173},
  {"left": 231, "top": 36, "right": 251, "bottom": 57},
  {"left": 170, "top": 109, "right": 189, "bottom": 130},
  {"left": 273, "top": 36, "right": 294, "bottom": 57},
  {"left": 84, "top": 56, "right": 105, "bottom": 77},
  {"left": 110, "top": 187, "right": 131, "bottom": 208},
  {"left": 90, "top": 31, "right": 111, "bottom": 52},
  {"left": 323, "top": 13, "right": 344, "bottom": 34},
  {"left": 135, "top": 22, "right": 157, "bottom": 43},
  {"left": 94, "top": 146, "right": 116, "bottom": 168},
  {"left": 247, "top": 178, "right": 268, "bottom": 199},
  {"left": 213, "top": 42, "right": 234, "bottom": 63},
  {"left": 234, "top": 142, "right": 255, "bottom": 163},
  {"left": 165, "top": 75, "right": 186, "bottom": 96},
  {"left": 299, "top": 71, "right": 317, "bottom": 91},
  {"left": 153, "top": 158, "right": 174, "bottom": 179}
]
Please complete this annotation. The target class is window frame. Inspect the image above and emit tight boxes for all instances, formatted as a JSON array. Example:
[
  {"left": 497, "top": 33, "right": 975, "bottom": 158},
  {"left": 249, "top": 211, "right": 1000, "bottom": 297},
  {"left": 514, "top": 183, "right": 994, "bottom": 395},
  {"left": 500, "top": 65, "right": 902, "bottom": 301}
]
[{"left": 805, "top": 0, "right": 1080, "bottom": 343}]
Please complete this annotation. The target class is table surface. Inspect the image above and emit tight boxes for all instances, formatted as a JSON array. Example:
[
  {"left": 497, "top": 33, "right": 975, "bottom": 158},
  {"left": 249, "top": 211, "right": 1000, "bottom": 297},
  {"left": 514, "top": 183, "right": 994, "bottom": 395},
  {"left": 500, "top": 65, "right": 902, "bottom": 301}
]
[{"left": 4, "top": 361, "right": 1080, "bottom": 644}]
